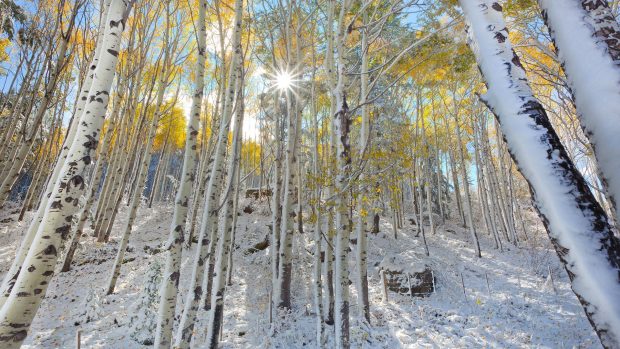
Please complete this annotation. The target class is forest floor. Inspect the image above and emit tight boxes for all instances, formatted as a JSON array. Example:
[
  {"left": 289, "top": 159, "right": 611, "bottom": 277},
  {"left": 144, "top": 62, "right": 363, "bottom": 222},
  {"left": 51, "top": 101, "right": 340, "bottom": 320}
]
[{"left": 0, "top": 199, "right": 601, "bottom": 348}]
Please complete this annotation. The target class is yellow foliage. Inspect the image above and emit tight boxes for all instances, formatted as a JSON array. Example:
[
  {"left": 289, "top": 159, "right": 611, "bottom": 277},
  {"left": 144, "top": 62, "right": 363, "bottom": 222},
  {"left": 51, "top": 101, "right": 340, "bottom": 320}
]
[
  {"left": 0, "top": 38, "right": 10, "bottom": 64},
  {"left": 154, "top": 104, "right": 187, "bottom": 150}
]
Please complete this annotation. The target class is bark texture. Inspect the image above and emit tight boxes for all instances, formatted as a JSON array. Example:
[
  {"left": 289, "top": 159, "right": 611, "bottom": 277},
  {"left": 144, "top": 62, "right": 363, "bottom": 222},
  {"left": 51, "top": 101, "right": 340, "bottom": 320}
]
[{"left": 460, "top": 1, "right": 620, "bottom": 347}]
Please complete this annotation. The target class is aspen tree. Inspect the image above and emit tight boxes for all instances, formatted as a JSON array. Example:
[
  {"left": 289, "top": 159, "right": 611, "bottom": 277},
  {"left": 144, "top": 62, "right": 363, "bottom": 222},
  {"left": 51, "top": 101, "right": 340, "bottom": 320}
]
[
  {"left": 174, "top": 0, "right": 243, "bottom": 345},
  {"left": 154, "top": 0, "right": 206, "bottom": 345},
  {"left": 0, "top": 0, "right": 105, "bottom": 305},
  {"left": 0, "top": 1, "right": 132, "bottom": 346},
  {"left": 205, "top": 65, "right": 245, "bottom": 349},
  {"left": 275, "top": 3, "right": 300, "bottom": 308},
  {"left": 460, "top": 1, "right": 620, "bottom": 346},
  {"left": 538, "top": 0, "right": 620, "bottom": 225},
  {"left": 355, "top": 8, "right": 371, "bottom": 325},
  {"left": 323, "top": 0, "right": 338, "bottom": 329},
  {"left": 107, "top": 2, "right": 175, "bottom": 295},
  {"left": 333, "top": 1, "right": 353, "bottom": 347},
  {"left": 452, "top": 95, "right": 481, "bottom": 257},
  {"left": 309, "top": 30, "right": 325, "bottom": 346}
]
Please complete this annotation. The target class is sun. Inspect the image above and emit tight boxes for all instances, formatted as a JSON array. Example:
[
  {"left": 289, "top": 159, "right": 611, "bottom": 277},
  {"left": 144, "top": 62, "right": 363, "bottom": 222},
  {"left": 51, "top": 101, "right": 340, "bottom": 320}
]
[{"left": 275, "top": 71, "right": 293, "bottom": 91}]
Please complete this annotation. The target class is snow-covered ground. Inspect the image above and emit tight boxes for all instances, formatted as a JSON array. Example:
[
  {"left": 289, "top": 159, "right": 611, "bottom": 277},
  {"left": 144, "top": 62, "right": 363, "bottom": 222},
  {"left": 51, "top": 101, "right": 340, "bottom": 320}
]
[{"left": 0, "top": 199, "right": 600, "bottom": 348}]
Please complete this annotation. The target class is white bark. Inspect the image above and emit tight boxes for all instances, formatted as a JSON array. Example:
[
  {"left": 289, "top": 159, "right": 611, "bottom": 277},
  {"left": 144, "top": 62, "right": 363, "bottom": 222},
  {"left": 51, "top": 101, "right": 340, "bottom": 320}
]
[
  {"left": 107, "top": 23, "right": 174, "bottom": 295},
  {"left": 204, "top": 68, "right": 244, "bottom": 349},
  {"left": 173, "top": 0, "right": 243, "bottom": 346},
  {"left": 355, "top": 9, "right": 370, "bottom": 325},
  {"left": 0, "top": 0, "right": 113, "bottom": 306},
  {"left": 0, "top": 1, "right": 129, "bottom": 346},
  {"left": 275, "top": 90, "right": 299, "bottom": 309},
  {"left": 460, "top": 1, "right": 620, "bottom": 347},
  {"left": 154, "top": 0, "right": 205, "bottom": 346},
  {"left": 333, "top": 1, "right": 352, "bottom": 348},
  {"left": 310, "top": 52, "right": 325, "bottom": 346},
  {"left": 453, "top": 109, "right": 481, "bottom": 257},
  {"left": 538, "top": 0, "right": 620, "bottom": 226}
]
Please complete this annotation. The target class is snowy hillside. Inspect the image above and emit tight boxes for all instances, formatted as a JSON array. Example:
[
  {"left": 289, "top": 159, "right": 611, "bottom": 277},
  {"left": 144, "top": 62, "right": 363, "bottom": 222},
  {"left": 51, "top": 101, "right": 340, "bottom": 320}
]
[{"left": 0, "top": 200, "right": 599, "bottom": 348}]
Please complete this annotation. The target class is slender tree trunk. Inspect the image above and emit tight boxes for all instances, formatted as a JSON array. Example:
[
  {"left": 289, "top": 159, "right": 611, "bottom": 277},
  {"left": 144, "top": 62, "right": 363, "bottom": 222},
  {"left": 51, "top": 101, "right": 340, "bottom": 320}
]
[
  {"left": 149, "top": 134, "right": 170, "bottom": 208},
  {"left": 310, "top": 43, "right": 325, "bottom": 345},
  {"left": 276, "top": 90, "right": 299, "bottom": 310},
  {"left": 173, "top": 0, "right": 243, "bottom": 345},
  {"left": 226, "top": 163, "right": 241, "bottom": 286},
  {"left": 355, "top": 10, "right": 370, "bottom": 324},
  {"left": 446, "top": 130, "right": 465, "bottom": 226},
  {"left": 107, "top": 18, "right": 173, "bottom": 294},
  {"left": 204, "top": 64, "right": 245, "bottom": 349},
  {"left": 333, "top": 3, "right": 352, "bottom": 346},
  {"left": 154, "top": 0, "right": 204, "bottom": 345},
  {"left": 60, "top": 126, "right": 112, "bottom": 272},
  {"left": 271, "top": 102, "right": 283, "bottom": 318},
  {"left": 323, "top": 0, "right": 337, "bottom": 329},
  {"left": 473, "top": 114, "right": 499, "bottom": 249},
  {"left": 453, "top": 109, "right": 481, "bottom": 257}
]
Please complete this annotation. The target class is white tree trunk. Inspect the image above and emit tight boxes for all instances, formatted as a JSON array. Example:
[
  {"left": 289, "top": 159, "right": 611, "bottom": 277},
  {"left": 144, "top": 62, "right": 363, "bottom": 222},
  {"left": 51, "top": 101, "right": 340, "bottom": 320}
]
[
  {"left": 173, "top": 1, "right": 243, "bottom": 346},
  {"left": 0, "top": 0, "right": 113, "bottom": 306},
  {"left": 355, "top": 9, "right": 370, "bottom": 324},
  {"left": 154, "top": 0, "right": 205, "bottom": 346},
  {"left": 107, "top": 25, "right": 174, "bottom": 295},
  {"left": 453, "top": 110, "right": 481, "bottom": 257},
  {"left": 0, "top": 1, "right": 130, "bottom": 346},
  {"left": 310, "top": 53, "right": 325, "bottom": 346},
  {"left": 538, "top": 0, "right": 620, "bottom": 226},
  {"left": 460, "top": 1, "right": 620, "bottom": 347},
  {"left": 276, "top": 90, "right": 299, "bottom": 310},
  {"left": 204, "top": 68, "right": 244, "bottom": 349},
  {"left": 333, "top": 2, "right": 352, "bottom": 348}
]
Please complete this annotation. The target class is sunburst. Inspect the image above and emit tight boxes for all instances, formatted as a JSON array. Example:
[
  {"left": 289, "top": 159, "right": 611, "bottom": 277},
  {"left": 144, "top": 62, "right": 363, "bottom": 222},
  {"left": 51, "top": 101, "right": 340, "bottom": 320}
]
[
  {"left": 259, "top": 65, "right": 301, "bottom": 96},
  {"left": 275, "top": 71, "right": 293, "bottom": 91}
]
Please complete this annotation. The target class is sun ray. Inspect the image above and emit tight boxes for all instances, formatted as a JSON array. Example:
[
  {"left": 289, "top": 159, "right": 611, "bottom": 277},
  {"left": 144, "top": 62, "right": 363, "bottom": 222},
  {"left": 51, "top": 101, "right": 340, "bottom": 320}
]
[{"left": 275, "top": 71, "right": 293, "bottom": 91}]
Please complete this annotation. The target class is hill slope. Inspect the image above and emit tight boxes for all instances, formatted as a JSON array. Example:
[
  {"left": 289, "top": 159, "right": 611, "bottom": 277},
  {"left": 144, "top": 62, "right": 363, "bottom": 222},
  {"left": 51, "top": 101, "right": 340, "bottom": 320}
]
[{"left": 0, "top": 200, "right": 599, "bottom": 348}]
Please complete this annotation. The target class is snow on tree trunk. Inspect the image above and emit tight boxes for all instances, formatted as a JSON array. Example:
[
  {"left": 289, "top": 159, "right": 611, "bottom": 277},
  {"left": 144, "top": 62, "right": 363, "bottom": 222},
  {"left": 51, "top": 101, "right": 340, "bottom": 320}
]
[
  {"left": 538, "top": 0, "right": 620, "bottom": 230},
  {"left": 0, "top": 1, "right": 130, "bottom": 346},
  {"left": 323, "top": 0, "right": 337, "bottom": 328},
  {"left": 460, "top": 1, "right": 620, "bottom": 347},
  {"left": 321, "top": 0, "right": 352, "bottom": 346},
  {"left": 271, "top": 104, "right": 283, "bottom": 316},
  {"left": 333, "top": 92, "right": 352, "bottom": 349},
  {"left": 154, "top": 0, "right": 205, "bottom": 347},
  {"left": 578, "top": 0, "right": 620, "bottom": 62}
]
